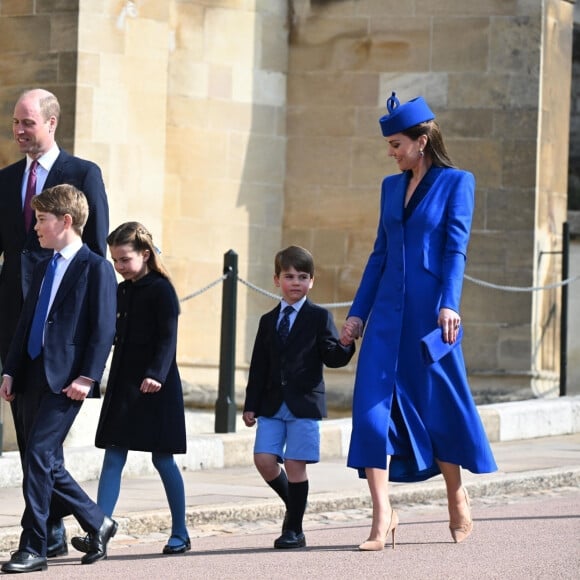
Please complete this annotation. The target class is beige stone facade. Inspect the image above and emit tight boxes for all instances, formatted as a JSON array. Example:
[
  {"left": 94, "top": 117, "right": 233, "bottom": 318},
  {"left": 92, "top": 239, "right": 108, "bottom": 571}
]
[{"left": 0, "top": 0, "right": 575, "bottom": 449}]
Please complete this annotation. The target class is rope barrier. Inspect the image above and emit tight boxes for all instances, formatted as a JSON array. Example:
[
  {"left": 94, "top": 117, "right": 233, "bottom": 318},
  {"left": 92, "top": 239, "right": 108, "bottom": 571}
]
[
  {"left": 464, "top": 273, "right": 580, "bottom": 292},
  {"left": 179, "top": 271, "right": 580, "bottom": 306},
  {"left": 179, "top": 273, "right": 228, "bottom": 303}
]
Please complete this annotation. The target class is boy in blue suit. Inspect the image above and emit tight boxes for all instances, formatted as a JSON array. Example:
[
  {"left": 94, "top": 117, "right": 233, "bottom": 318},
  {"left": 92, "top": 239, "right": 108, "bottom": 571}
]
[
  {"left": 0, "top": 184, "right": 117, "bottom": 573},
  {"left": 243, "top": 246, "right": 355, "bottom": 549}
]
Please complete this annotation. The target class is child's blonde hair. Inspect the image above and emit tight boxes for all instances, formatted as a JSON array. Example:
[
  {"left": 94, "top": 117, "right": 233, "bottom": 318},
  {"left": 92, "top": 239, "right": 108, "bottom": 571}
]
[{"left": 31, "top": 184, "right": 88, "bottom": 236}]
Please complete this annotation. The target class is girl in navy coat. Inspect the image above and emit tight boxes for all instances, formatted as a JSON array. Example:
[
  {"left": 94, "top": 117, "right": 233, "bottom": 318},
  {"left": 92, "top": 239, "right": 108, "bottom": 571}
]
[
  {"left": 71, "top": 222, "right": 189, "bottom": 555},
  {"left": 341, "top": 94, "right": 497, "bottom": 551}
]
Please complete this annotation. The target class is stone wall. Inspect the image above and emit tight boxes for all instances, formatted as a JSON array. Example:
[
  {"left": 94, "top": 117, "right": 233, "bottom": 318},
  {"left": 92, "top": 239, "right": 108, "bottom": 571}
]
[
  {"left": 0, "top": 0, "right": 78, "bottom": 163},
  {"left": 285, "top": 0, "right": 574, "bottom": 399}
]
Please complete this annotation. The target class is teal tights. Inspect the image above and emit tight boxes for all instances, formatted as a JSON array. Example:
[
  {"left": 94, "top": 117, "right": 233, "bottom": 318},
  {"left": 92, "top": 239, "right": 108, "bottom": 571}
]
[{"left": 98, "top": 447, "right": 188, "bottom": 544}]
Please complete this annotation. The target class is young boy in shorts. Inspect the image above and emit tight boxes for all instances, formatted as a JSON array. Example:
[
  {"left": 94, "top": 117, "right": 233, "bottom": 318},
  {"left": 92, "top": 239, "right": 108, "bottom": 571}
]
[{"left": 242, "top": 246, "right": 355, "bottom": 549}]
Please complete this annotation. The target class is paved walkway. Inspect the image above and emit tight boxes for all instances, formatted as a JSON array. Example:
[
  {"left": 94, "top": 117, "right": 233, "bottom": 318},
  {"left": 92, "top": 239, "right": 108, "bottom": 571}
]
[{"left": 0, "top": 430, "right": 579, "bottom": 555}]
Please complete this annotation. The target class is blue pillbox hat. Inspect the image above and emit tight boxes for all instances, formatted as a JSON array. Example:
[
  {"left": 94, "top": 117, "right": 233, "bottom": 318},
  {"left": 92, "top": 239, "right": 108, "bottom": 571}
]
[{"left": 379, "top": 92, "right": 435, "bottom": 137}]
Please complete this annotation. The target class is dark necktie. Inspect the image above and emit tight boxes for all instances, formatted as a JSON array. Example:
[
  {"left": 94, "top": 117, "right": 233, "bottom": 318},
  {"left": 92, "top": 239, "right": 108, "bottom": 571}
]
[
  {"left": 28, "top": 253, "right": 61, "bottom": 359},
  {"left": 23, "top": 159, "right": 38, "bottom": 231},
  {"left": 278, "top": 305, "right": 294, "bottom": 342}
]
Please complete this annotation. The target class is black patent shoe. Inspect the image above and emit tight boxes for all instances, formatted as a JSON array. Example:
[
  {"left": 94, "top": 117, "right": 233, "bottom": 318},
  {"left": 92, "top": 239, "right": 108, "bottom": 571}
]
[
  {"left": 81, "top": 516, "right": 118, "bottom": 565},
  {"left": 273, "top": 530, "right": 306, "bottom": 549},
  {"left": 1, "top": 550, "right": 48, "bottom": 573},
  {"left": 162, "top": 536, "right": 191, "bottom": 555},
  {"left": 71, "top": 534, "right": 90, "bottom": 554}
]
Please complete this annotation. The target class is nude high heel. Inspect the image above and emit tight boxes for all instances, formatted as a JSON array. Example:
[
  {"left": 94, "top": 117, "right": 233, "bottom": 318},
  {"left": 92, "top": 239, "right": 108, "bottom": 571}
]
[
  {"left": 358, "top": 509, "right": 399, "bottom": 551},
  {"left": 449, "top": 487, "right": 473, "bottom": 543}
]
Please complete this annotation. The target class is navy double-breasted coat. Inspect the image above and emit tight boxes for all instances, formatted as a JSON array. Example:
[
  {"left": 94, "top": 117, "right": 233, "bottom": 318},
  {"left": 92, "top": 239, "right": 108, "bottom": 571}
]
[{"left": 95, "top": 271, "right": 186, "bottom": 454}]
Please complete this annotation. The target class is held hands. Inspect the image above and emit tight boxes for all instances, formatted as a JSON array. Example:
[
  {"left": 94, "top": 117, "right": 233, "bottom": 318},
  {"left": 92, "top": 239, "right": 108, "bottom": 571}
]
[
  {"left": 438, "top": 307, "right": 461, "bottom": 344},
  {"left": 0, "top": 376, "right": 15, "bottom": 402},
  {"left": 140, "top": 377, "right": 162, "bottom": 394},
  {"left": 340, "top": 316, "right": 363, "bottom": 345},
  {"left": 242, "top": 411, "right": 256, "bottom": 428}
]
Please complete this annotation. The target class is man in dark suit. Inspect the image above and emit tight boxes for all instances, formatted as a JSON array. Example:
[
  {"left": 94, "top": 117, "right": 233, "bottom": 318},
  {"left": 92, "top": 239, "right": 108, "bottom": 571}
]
[
  {"left": 0, "top": 184, "right": 117, "bottom": 573},
  {"left": 242, "top": 246, "right": 355, "bottom": 549},
  {"left": 0, "top": 88, "right": 109, "bottom": 556}
]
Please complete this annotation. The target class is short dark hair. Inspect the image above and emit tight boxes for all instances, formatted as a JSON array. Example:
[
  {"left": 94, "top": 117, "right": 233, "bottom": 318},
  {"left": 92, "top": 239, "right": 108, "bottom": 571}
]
[{"left": 274, "top": 246, "right": 314, "bottom": 277}]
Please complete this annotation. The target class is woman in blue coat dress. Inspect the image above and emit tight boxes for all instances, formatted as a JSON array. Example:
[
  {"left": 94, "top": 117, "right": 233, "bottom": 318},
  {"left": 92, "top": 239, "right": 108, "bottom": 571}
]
[{"left": 341, "top": 93, "right": 497, "bottom": 551}]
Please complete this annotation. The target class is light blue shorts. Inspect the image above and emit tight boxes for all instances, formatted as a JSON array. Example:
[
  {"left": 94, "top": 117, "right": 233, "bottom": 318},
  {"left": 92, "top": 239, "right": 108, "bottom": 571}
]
[{"left": 254, "top": 402, "right": 321, "bottom": 464}]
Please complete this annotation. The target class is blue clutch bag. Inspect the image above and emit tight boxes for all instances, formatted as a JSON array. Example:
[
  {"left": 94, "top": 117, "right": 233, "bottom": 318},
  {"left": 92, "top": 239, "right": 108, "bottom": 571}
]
[{"left": 420, "top": 325, "right": 463, "bottom": 365}]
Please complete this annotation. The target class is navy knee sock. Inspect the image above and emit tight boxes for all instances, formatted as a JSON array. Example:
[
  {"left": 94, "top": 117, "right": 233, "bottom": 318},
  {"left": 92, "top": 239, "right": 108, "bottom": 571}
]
[
  {"left": 266, "top": 469, "right": 289, "bottom": 507},
  {"left": 286, "top": 480, "right": 309, "bottom": 534}
]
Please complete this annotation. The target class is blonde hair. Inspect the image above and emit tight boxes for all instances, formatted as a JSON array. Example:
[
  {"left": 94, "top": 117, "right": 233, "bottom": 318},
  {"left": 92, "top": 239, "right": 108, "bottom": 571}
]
[{"left": 31, "top": 184, "right": 88, "bottom": 236}]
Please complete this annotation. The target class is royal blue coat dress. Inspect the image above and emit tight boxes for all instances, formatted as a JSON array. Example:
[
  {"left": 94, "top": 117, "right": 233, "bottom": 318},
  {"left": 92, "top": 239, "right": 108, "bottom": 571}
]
[{"left": 347, "top": 166, "right": 497, "bottom": 482}]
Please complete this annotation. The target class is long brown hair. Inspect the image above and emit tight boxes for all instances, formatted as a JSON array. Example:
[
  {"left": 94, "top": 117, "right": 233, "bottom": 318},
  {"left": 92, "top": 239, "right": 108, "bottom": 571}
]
[
  {"left": 403, "top": 120, "right": 455, "bottom": 168},
  {"left": 107, "top": 222, "right": 171, "bottom": 279}
]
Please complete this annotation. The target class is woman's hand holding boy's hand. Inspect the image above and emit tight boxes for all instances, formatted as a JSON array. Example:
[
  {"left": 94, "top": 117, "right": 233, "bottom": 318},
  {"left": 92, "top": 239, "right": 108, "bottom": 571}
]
[{"left": 341, "top": 316, "right": 363, "bottom": 345}]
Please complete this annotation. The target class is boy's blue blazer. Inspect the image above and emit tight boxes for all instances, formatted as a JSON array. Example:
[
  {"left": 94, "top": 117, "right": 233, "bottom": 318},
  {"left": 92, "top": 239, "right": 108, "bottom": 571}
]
[{"left": 3, "top": 244, "right": 117, "bottom": 397}]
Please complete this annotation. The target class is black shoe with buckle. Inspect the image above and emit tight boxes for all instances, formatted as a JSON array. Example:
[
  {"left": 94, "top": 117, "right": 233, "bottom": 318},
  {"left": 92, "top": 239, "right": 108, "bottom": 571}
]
[
  {"left": 162, "top": 535, "right": 191, "bottom": 555},
  {"left": 1, "top": 550, "right": 48, "bottom": 573}
]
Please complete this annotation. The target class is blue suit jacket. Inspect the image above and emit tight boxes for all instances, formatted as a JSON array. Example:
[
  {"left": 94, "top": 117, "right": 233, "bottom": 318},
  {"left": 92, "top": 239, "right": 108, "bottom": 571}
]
[
  {"left": 243, "top": 299, "right": 355, "bottom": 419},
  {"left": 0, "top": 150, "right": 109, "bottom": 361},
  {"left": 3, "top": 245, "right": 117, "bottom": 397}
]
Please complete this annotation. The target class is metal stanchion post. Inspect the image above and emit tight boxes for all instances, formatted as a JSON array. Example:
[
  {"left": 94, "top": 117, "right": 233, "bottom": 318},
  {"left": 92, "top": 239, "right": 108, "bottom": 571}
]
[
  {"left": 215, "top": 250, "right": 238, "bottom": 433},
  {"left": 560, "top": 222, "right": 569, "bottom": 397}
]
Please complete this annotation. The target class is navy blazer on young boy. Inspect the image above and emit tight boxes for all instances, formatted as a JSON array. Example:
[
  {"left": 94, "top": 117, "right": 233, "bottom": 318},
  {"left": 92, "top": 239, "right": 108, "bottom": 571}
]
[
  {"left": 243, "top": 299, "right": 355, "bottom": 419},
  {"left": 3, "top": 244, "right": 116, "bottom": 396}
]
